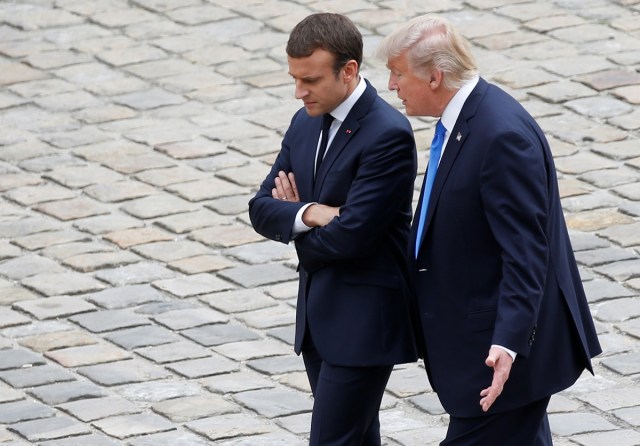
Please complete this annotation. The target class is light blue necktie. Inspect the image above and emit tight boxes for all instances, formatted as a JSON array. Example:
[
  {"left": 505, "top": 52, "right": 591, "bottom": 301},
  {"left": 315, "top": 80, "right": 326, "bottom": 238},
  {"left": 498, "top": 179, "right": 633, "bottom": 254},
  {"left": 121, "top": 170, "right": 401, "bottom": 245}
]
[{"left": 415, "top": 120, "right": 446, "bottom": 257}]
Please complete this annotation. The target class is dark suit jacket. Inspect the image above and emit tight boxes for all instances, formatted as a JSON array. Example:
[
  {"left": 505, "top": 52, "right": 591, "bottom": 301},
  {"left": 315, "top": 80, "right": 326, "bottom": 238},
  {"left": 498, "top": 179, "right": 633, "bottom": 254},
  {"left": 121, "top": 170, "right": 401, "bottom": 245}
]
[
  {"left": 413, "top": 78, "right": 602, "bottom": 417},
  {"left": 249, "top": 81, "right": 419, "bottom": 367}
]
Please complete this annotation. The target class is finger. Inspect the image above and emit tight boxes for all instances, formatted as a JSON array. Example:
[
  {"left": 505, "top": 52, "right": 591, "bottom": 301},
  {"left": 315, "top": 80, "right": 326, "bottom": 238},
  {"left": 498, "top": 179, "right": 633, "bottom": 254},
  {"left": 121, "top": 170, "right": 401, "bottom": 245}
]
[
  {"left": 271, "top": 187, "right": 279, "bottom": 199},
  {"left": 278, "top": 171, "right": 294, "bottom": 198},
  {"left": 274, "top": 176, "right": 286, "bottom": 199},
  {"left": 288, "top": 172, "right": 299, "bottom": 200}
]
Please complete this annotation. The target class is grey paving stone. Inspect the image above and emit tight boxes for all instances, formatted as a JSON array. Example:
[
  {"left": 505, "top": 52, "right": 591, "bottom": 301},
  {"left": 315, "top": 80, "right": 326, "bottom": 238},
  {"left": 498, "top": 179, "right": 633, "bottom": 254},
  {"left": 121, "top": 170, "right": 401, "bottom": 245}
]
[
  {"left": 153, "top": 273, "right": 234, "bottom": 298},
  {"left": 41, "top": 242, "right": 115, "bottom": 261},
  {"left": 152, "top": 394, "right": 240, "bottom": 422},
  {"left": 189, "top": 224, "right": 264, "bottom": 248},
  {"left": 103, "top": 226, "right": 174, "bottom": 249},
  {"left": 134, "top": 165, "right": 209, "bottom": 187},
  {"left": 132, "top": 240, "right": 212, "bottom": 262},
  {"left": 34, "top": 197, "right": 110, "bottom": 221},
  {"left": 575, "top": 246, "right": 638, "bottom": 267},
  {"left": 0, "top": 399, "right": 54, "bottom": 423},
  {"left": 95, "top": 261, "right": 177, "bottom": 286},
  {"left": 0, "top": 217, "right": 59, "bottom": 239},
  {"left": 86, "top": 284, "right": 167, "bottom": 310},
  {"left": 267, "top": 325, "right": 295, "bottom": 346},
  {"left": 0, "top": 384, "right": 23, "bottom": 404},
  {"left": 572, "top": 429, "right": 640, "bottom": 446},
  {"left": 115, "top": 380, "right": 202, "bottom": 403},
  {"left": 92, "top": 413, "right": 176, "bottom": 439},
  {"left": 199, "top": 288, "right": 277, "bottom": 313},
  {"left": 21, "top": 272, "right": 107, "bottom": 297},
  {"left": 234, "top": 387, "right": 311, "bottom": 419},
  {"left": 218, "top": 263, "right": 297, "bottom": 288},
  {"left": 120, "top": 194, "right": 198, "bottom": 219},
  {"left": 151, "top": 307, "right": 228, "bottom": 330},
  {"left": 225, "top": 240, "right": 297, "bottom": 264},
  {"left": 0, "top": 308, "right": 31, "bottom": 329},
  {"left": 0, "top": 349, "right": 46, "bottom": 370},
  {"left": 247, "top": 355, "right": 306, "bottom": 376},
  {"left": 0, "top": 364, "right": 75, "bottom": 388},
  {"left": 200, "top": 370, "right": 276, "bottom": 394},
  {"left": 84, "top": 180, "right": 157, "bottom": 203},
  {"left": 39, "top": 433, "right": 121, "bottom": 445},
  {"left": 18, "top": 329, "right": 97, "bottom": 353},
  {"left": 549, "top": 412, "right": 618, "bottom": 436},
  {"left": 614, "top": 406, "right": 640, "bottom": 427},
  {"left": 73, "top": 213, "right": 145, "bottom": 235},
  {"left": 104, "top": 325, "right": 179, "bottom": 349},
  {"left": 57, "top": 396, "right": 140, "bottom": 422},
  {"left": 408, "top": 392, "right": 447, "bottom": 415},
  {"left": 63, "top": 251, "right": 142, "bottom": 272},
  {"left": 168, "top": 254, "right": 237, "bottom": 274},
  {"left": 70, "top": 309, "right": 149, "bottom": 333},
  {"left": 582, "top": 278, "right": 636, "bottom": 303},
  {"left": 182, "top": 322, "right": 260, "bottom": 347},
  {"left": 577, "top": 386, "right": 640, "bottom": 411},
  {"left": 136, "top": 340, "right": 210, "bottom": 364},
  {"left": 45, "top": 343, "right": 131, "bottom": 367},
  {"left": 4, "top": 183, "right": 76, "bottom": 206},
  {"left": 155, "top": 208, "right": 231, "bottom": 233},
  {"left": 127, "top": 430, "right": 211, "bottom": 446},
  {"left": 595, "top": 297, "right": 640, "bottom": 322},
  {"left": 12, "top": 229, "right": 91, "bottom": 251},
  {"left": 166, "top": 177, "right": 248, "bottom": 201},
  {"left": 218, "top": 431, "right": 308, "bottom": 446},
  {"left": 77, "top": 359, "right": 172, "bottom": 386},
  {"left": 165, "top": 355, "right": 239, "bottom": 378},
  {"left": 27, "top": 380, "right": 106, "bottom": 405},
  {"left": 13, "top": 296, "right": 97, "bottom": 320},
  {"left": 600, "top": 352, "right": 640, "bottom": 376},
  {"left": 579, "top": 166, "right": 640, "bottom": 188},
  {"left": 155, "top": 138, "right": 226, "bottom": 159},
  {"left": 8, "top": 415, "right": 91, "bottom": 442},
  {"left": 235, "top": 305, "right": 295, "bottom": 330},
  {"left": 386, "top": 365, "right": 432, "bottom": 398},
  {"left": 616, "top": 317, "right": 640, "bottom": 339},
  {"left": 594, "top": 259, "right": 640, "bottom": 282},
  {"left": 185, "top": 412, "right": 275, "bottom": 441}
]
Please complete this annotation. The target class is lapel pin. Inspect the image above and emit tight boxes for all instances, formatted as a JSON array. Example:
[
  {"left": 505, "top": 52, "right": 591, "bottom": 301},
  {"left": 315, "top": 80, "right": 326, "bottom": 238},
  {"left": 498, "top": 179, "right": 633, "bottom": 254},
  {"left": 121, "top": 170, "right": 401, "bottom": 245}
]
[
  {"left": 456, "top": 132, "right": 462, "bottom": 142},
  {"left": 346, "top": 129, "right": 352, "bottom": 134}
]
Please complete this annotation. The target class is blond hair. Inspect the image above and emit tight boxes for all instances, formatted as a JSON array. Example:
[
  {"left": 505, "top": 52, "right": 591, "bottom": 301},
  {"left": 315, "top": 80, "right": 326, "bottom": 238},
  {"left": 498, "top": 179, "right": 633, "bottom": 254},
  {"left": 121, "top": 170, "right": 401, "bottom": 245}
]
[{"left": 377, "top": 15, "right": 478, "bottom": 90}]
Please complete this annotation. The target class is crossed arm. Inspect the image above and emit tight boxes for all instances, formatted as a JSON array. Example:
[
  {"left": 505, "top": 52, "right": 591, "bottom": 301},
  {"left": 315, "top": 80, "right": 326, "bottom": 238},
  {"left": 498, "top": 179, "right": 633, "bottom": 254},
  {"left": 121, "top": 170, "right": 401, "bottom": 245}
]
[{"left": 270, "top": 170, "right": 339, "bottom": 227}]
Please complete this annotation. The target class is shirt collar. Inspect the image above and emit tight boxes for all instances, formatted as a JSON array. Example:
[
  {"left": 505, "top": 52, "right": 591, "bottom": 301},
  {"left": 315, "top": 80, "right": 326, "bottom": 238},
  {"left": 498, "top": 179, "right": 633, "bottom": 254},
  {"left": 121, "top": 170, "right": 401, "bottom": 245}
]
[
  {"left": 329, "top": 76, "right": 366, "bottom": 122},
  {"left": 441, "top": 76, "right": 479, "bottom": 133}
]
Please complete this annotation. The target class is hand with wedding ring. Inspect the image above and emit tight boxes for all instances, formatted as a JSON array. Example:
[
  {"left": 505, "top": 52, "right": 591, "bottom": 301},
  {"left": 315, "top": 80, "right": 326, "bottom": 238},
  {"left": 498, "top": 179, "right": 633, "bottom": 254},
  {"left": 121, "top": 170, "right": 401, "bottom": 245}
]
[{"left": 272, "top": 171, "right": 300, "bottom": 203}]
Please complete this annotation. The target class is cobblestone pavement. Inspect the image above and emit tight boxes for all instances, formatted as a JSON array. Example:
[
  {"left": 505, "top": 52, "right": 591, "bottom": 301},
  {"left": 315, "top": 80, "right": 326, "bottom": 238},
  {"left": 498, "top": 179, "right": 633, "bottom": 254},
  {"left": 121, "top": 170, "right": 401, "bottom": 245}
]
[{"left": 0, "top": 0, "right": 638, "bottom": 444}]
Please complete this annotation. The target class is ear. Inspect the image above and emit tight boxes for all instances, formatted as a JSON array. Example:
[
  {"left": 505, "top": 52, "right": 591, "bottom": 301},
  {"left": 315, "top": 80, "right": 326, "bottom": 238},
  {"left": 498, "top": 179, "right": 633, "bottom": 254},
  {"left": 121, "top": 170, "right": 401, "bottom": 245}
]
[
  {"left": 342, "top": 60, "right": 359, "bottom": 82},
  {"left": 429, "top": 69, "right": 443, "bottom": 90}
]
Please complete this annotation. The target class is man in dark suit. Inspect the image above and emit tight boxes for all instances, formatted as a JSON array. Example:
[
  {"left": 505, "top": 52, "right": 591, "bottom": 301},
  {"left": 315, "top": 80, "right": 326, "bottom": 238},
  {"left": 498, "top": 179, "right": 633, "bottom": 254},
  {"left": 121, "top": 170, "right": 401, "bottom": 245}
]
[
  {"left": 378, "top": 15, "right": 602, "bottom": 445},
  {"left": 249, "top": 13, "right": 418, "bottom": 445}
]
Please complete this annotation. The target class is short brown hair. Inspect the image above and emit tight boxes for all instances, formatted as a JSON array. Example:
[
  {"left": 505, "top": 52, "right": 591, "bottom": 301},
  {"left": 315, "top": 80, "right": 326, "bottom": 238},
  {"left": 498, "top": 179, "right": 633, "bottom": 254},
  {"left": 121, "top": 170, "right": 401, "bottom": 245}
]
[{"left": 286, "top": 13, "right": 363, "bottom": 75}]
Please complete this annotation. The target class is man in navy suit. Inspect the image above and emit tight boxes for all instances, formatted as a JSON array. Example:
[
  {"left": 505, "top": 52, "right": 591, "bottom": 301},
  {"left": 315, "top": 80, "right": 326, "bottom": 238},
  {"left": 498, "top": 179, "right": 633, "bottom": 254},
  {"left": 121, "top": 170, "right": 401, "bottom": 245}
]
[
  {"left": 378, "top": 15, "right": 602, "bottom": 445},
  {"left": 249, "top": 13, "right": 418, "bottom": 445}
]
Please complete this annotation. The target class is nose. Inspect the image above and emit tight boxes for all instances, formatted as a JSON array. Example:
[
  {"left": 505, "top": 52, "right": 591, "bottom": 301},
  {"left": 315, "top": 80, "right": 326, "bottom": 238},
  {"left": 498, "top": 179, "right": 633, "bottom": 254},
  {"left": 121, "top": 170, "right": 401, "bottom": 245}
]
[
  {"left": 388, "top": 73, "right": 398, "bottom": 91},
  {"left": 294, "top": 80, "right": 308, "bottom": 100}
]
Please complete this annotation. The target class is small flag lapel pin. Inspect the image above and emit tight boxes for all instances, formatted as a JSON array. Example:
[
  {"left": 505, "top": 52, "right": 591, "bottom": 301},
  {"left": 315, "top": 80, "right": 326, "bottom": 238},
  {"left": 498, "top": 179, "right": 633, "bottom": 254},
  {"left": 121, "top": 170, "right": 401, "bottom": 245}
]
[{"left": 456, "top": 132, "right": 462, "bottom": 142}]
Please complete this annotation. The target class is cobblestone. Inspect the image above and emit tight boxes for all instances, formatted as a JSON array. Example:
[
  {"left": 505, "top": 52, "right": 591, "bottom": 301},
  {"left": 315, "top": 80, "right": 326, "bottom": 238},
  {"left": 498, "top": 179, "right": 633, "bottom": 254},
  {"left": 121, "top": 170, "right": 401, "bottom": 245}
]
[{"left": 0, "top": 0, "right": 638, "bottom": 444}]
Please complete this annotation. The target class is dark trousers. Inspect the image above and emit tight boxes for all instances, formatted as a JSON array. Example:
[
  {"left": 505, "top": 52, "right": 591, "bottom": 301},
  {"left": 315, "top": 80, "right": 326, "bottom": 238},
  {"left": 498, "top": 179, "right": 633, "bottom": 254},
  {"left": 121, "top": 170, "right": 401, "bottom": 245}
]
[
  {"left": 302, "top": 340, "right": 393, "bottom": 446},
  {"left": 442, "top": 396, "right": 552, "bottom": 446}
]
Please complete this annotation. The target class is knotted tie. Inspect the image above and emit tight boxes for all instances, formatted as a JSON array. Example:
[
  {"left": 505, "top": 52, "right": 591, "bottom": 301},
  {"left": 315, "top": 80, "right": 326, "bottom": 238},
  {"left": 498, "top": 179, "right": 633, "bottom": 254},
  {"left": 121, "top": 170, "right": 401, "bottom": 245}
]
[
  {"left": 315, "top": 113, "right": 334, "bottom": 178},
  {"left": 415, "top": 120, "right": 446, "bottom": 257}
]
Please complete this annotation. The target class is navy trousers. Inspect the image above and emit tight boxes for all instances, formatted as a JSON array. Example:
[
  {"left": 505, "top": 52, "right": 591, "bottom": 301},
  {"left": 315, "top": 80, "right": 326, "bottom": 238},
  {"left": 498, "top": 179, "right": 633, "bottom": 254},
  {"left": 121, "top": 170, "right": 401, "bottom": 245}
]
[
  {"left": 302, "top": 338, "right": 393, "bottom": 445},
  {"left": 442, "top": 396, "right": 552, "bottom": 446}
]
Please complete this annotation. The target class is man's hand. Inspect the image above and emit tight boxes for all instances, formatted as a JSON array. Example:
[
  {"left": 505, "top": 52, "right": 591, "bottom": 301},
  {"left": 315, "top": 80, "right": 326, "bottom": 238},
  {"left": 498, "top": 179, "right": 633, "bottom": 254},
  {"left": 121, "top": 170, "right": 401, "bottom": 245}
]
[
  {"left": 302, "top": 204, "right": 340, "bottom": 227},
  {"left": 479, "top": 346, "right": 514, "bottom": 412},
  {"left": 272, "top": 171, "right": 300, "bottom": 202}
]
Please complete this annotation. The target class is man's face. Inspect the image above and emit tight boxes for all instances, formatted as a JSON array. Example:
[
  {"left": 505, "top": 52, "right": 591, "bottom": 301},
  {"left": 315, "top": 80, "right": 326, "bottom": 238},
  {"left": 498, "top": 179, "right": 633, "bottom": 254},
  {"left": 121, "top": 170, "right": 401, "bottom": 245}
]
[
  {"left": 288, "top": 49, "right": 350, "bottom": 117},
  {"left": 387, "top": 51, "right": 437, "bottom": 117}
]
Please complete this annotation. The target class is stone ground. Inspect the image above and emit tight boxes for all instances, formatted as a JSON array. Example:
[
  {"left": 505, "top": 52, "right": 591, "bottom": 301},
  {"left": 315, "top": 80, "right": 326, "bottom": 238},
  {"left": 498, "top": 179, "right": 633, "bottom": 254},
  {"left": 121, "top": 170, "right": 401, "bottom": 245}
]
[{"left": 0, "top": 0, "right": 639, "bottom": 444}]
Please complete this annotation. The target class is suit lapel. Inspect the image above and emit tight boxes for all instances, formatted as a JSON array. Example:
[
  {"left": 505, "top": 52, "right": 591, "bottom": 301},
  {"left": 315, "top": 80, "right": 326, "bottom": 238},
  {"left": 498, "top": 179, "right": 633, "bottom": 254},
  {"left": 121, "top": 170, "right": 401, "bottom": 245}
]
[
  {"left": 313, "top": 80, "right": 377, "bottom": 197},
  {"left": 416, "top": 79, "right": 488, "bottom": 253}
]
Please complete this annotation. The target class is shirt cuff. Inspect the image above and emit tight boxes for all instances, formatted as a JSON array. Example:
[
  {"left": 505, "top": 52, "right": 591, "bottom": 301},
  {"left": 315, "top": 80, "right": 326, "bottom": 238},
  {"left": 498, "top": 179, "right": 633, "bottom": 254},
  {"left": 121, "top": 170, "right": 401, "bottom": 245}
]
[
  {"left": 292, "top": 202, "right": 315, "bottom": 237},
  {"left": 492, "top": 344, "right": 517, "bottom": 362}
]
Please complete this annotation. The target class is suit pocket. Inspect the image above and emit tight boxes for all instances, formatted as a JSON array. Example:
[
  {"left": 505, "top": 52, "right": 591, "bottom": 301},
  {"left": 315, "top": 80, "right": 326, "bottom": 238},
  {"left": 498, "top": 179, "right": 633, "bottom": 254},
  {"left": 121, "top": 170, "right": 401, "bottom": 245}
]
[{"left": 466, "top": 309, "right": 496, "bottom": 332}]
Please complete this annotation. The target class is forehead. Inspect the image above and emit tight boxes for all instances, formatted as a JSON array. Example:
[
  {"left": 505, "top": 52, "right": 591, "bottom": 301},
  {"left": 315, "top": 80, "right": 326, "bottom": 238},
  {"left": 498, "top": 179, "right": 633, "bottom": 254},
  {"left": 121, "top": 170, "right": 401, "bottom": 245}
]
[
  {"left": 387, "top": 51, "right": 409, "bottom": 71},
  {"left": 287, "top": 48, "right": 335, "bottom": 77}
]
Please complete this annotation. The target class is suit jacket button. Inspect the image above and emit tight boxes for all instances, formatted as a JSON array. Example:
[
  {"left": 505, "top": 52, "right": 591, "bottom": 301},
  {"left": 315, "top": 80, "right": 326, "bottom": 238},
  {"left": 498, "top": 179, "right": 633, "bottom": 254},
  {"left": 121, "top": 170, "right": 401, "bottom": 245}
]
[{"left": 275, "top": 234, "right": 281, "bottom": 241}]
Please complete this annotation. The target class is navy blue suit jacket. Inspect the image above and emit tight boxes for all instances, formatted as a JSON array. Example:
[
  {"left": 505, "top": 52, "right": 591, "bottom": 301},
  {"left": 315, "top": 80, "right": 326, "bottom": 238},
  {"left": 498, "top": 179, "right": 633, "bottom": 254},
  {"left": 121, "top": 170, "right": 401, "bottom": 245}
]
[
  {"left": 250, "top": 81, "right": 419, "bottom": 367},
  {"left": 413, "top": 78, "right": 602, "bottom": 417}
]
